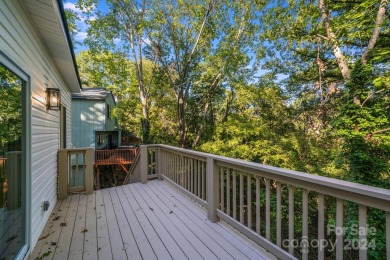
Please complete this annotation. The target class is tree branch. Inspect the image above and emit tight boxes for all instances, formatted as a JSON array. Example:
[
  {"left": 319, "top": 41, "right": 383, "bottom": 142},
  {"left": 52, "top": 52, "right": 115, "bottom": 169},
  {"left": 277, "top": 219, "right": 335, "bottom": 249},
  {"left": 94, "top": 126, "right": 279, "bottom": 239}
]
[
  {"left": 181, "top": 0, "right": 214, "bottom": 86},
  {"left": 318, "top": 0, "right": 351, "bottom": 79},
  {"left": 361, "top": 88, "right": 387, "bottom": 107},
  {"left": 361, "top": 0, "right": 388, "bottom": 64}
]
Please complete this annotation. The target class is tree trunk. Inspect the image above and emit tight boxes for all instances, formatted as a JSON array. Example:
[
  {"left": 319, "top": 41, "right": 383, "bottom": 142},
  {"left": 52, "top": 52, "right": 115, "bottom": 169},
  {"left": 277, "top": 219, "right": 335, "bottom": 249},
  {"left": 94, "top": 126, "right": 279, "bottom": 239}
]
[
  {"left": 178, "top": 93, "right": 186, "bottom": 147},
  {"left": 140, "top": 94, "right": 150, "bottom": 144},
  {"left": 318, "top": 0, "right": 351, "bottom": 79},
  {"left": 192, "top": 101, "right": 210, "bottom": 148},
  {"left": 361, "top": 0, "right": 388, "bottom": 64}
]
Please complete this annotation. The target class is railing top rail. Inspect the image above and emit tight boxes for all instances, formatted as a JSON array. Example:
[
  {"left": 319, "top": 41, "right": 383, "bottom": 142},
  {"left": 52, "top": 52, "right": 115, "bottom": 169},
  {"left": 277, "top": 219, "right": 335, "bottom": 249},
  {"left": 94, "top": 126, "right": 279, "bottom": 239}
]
[
  {"left": 96, "top": 148, "right": 137, "bottom": 151},
  {"left": 158, "top": 144, "right": 208, "bottom": 160},
  {"left": 59, "top": 148, "right": 94, "bottom": 152},
  {"left": 153, "top": 144, "right": 390, "bottom": 210}
]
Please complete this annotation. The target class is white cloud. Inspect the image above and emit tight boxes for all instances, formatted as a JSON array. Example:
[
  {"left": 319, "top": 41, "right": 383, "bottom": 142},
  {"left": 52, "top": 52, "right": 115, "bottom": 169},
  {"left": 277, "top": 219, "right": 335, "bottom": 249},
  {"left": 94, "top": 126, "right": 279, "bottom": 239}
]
[
  {"left": 113, "top": 38, "right": 121, "bottom": 44},
  {"left": 75, "top": 31, "right": 88, "bottom": 41},
  {"left": 64, "top": 2, "right": 83, "bottom": 14},
  {"left": 143, "top": 37, "right": 151, "bottom": 45}
]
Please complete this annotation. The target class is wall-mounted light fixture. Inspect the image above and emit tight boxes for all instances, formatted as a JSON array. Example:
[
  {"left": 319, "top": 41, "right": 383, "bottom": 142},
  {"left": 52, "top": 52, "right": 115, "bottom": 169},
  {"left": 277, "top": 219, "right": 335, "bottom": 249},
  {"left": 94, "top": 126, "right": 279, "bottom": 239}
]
[{"left": 46, "top": 88, "right": 61, "bottom": 110}]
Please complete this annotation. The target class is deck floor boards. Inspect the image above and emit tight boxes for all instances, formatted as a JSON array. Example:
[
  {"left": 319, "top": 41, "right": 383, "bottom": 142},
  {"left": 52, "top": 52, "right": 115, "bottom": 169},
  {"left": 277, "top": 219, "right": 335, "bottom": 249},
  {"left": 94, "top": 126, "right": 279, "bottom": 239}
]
[{"left": 29, "top": 180, "right": 275, "bottom": 260}]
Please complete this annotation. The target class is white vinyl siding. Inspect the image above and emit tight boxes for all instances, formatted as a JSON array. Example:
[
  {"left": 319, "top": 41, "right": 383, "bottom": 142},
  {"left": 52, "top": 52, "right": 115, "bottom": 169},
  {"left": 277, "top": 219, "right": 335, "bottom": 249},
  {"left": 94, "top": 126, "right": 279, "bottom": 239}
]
[{"left": 0, "top": 0, "right": 73, "bottom": 252}]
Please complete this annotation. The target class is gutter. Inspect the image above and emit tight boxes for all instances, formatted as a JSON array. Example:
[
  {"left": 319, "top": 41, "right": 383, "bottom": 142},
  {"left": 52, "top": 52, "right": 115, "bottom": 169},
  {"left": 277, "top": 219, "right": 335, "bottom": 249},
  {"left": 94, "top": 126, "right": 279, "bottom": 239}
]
[{"left": 56, "top": 0, "right": 82, "bottom": 90}]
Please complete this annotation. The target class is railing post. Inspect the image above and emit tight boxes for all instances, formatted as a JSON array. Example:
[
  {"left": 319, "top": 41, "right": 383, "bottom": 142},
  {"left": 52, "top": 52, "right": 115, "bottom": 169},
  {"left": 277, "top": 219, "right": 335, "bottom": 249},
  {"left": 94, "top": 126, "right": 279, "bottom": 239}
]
[
  {"left": 157, "top": 147, "right": 162, "bottom": 180},
  {"left": 140, "top": 145, "right": 148, "bottom": 184},
  {"left": 58, "top": 149, "right": 68, "bottom": 200},
  {"left": 207, "top": 157, "right": 219, "bottom": 222},
  {"left": 85, "top": 148, "right": 94, "bottom": 195}
]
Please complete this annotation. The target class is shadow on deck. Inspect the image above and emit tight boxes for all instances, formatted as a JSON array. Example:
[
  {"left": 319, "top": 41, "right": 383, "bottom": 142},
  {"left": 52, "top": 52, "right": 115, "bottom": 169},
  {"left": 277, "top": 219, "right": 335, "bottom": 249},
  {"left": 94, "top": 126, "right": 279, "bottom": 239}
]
[{"left": 29, "top": 180, "right": 274, "bottom": 260}]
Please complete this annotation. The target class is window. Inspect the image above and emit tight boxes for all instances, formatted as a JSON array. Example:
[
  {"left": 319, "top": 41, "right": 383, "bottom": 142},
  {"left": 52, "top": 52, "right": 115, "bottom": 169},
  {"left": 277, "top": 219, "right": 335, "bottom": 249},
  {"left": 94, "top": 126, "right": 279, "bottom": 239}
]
[
  {"left": 0, "top": 51, "right": 30, "bottom": 259},
  {"left": 106, "top": 104, "right": 111, "bottom": 119}
]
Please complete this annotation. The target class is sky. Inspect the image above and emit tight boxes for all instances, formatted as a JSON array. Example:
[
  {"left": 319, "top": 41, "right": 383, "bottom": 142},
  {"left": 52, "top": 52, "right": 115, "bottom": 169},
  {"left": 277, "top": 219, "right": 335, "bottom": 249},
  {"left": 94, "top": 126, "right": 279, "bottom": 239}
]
[
  {"left": 64, "top": 1, "right": 111, "bottom": 53},
  {"left": 63, "top": 0, "right": 285, "bottom": 82}
]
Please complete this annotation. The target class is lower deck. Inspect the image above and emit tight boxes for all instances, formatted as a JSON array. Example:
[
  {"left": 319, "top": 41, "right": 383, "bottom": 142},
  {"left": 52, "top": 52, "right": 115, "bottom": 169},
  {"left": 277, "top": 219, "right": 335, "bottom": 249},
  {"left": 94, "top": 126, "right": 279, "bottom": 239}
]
[{"left": 29, "top": 180, "right": 274, "bottom": 260}]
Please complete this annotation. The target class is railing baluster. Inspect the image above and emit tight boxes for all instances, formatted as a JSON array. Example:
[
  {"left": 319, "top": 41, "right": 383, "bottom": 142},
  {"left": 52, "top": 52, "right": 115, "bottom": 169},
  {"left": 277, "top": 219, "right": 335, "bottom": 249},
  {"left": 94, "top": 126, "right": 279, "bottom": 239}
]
[
  {"left": 191, "top": 158, "right": 194, "bottom": 194},
  {"left": 199, "top": 160, "right": 201, "bottom": 197},
  {"left": 276, "top": 181, "right": 281, "bottom": 247},
  {"left": 247, "top": 174, "right": 252, "bottom": 229},
  {"left": 75, "top": 153, "right": 79, "bottom": 188},
  {"left": 165, "top": 153, "right": 168, "bottom": 177},
  {"left": 318, "top": 193, "right": 325, "bottom": 260},
  {"left": 153, "top": 149, "right": 155, "bottom": 174},
  {"left": 256, "top": 176, "right": 260, "bottom": 234},
  {"left": 185, "top": 157, "right": 188, "bottom": 191},
  {"left": 227, "top": 168, "right": 231, "bottom": 216},
  {"left": 265, "top": 178, "right": 270, "bottom": 240},
  {"left": 172, "top": 154, "right": 174, "bottom": 182},
  {"left": 174, "top": 154, "right": 177, "bottom": 182},
  {"left": 220, "top": 167, "right": 224, "bottom": 212},
  {"left": 170, "top": 153, "right": 173, "bottom": 180},
  {"left": 68, "top": 154, "right": 71, "bottom": 187},
  {"left": 240, "top": 173, "right": 244, "bottom": 224},
  {"left": 386, "top": 211, "right": 390, "bottom": 260},
  {"left": 149, "top": 149, "right": 152, "bottom": 175},
  {"left": 181, "top": 155, "right": 184, "bottom": 186},
  {"left": 168, "top": 153, "right": 171, "bottom": 179},
  {"left": 288, "top": 185, "right": 294, "bottom": 255},
  {"left": 198, "top": 160, "right": 201, "bottom": 197},
  {"left": 176, "top": 154, "right": 179, "bottom": 184},
  {"left": 233, "top": 170, "right": 237, "bottom": 220},
  {"left": 182, "top": 154, "right": 184, "bottom": 185},
  {"left": 187, "top": 157, "right": 190, "bottom": 191},
  {"left": 192, "top": 159, "right": 195, "bottom": 194},
  {"left": 166, "top": 153, "right": 169, "bottom": 178},
  {"left": 177, "top": 155, "right": 179, "bottom": 184},
  {"left": 83, "top": 153, "right": 86, "bottom": 187},
  {"left": 172, "top": 154, "right": 175, "bottom": 182},
  {"left": 202, "top": 161, "right": 206, "bottom": 200},
  {"left": 183, "top": 156, "right": 186, "bottom": 188},
  {"left": 183, "top": 156, "right": 186, "bottom": 189},
  {"left": 359, "top": 205, "right": 367, "bottom": 260},
  {"left": 302, "top": 189, "right": 309, "bottom": 260},
  {"left": 336, "top": 198, "right": 343, "bottom": 260},
  {"left": 194, "top": 159, "right": 198, "bottom": 196},
  {"left": 199, "top": 161, "right": 202, "bottom": 197}
]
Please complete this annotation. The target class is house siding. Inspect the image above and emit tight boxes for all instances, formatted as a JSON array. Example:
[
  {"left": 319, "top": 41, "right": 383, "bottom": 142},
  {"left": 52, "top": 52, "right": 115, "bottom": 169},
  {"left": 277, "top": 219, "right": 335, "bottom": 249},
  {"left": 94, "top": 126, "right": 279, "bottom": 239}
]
[
  {"left": 72, "top": 99, "right": 105, "bottom": 148},
  {"left": 0, "top": 0, "right": 73, "bottom": 252},
  {"left": 104, "top": 94, "right": 117, "bottom": 130}
]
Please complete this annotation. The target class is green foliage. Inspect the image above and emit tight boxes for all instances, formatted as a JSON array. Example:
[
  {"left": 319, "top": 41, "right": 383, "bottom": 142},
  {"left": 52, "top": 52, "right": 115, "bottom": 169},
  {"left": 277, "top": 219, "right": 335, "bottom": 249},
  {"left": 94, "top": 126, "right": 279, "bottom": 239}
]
[
  {"left": 0, "top": 65, "right": 22, "bottom": 155},
  {"left": 74, "top": 0, "right": 389, "bottom": 258}
]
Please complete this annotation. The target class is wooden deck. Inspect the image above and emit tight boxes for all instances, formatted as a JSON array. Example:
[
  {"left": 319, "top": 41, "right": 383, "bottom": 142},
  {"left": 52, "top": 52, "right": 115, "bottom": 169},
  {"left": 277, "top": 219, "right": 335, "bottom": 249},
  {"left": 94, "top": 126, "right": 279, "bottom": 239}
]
[{"left": 29, "top": 180, "right": 274, "bottom": 260}]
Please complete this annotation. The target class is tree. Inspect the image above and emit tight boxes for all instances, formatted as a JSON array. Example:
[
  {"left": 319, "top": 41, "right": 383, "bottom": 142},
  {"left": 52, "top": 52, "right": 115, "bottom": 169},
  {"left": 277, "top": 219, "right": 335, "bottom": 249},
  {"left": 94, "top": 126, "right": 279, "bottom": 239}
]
[
  {"left": 78, "top": 0, "right": 162, "bottom": 144},
  {"left": 0, "top": 65, "right": 22, "bottom": 155},
  {"left": 148, "top": 0, "right": 261, "bottom": 147}
]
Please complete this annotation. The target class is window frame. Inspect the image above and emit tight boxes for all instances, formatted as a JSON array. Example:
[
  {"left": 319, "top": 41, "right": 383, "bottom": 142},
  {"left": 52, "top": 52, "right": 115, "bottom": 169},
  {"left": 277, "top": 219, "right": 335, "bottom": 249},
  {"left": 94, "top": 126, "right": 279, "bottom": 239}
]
[{"left": 0, "top": 51, "right": 32, "bottom": 259}]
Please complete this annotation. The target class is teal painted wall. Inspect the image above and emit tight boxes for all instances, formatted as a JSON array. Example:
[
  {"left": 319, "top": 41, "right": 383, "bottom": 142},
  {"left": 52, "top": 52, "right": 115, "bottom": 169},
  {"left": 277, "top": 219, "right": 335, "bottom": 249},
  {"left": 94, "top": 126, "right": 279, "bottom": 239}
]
[
  {"left": 72, "top": 99, "right": 105, "bottom": 148},
  {"left": 104, "top": 94, "right": 117, "bottom": 131},
  {"left": 72, "top": 93, "right": 120, "bottom": 149}
]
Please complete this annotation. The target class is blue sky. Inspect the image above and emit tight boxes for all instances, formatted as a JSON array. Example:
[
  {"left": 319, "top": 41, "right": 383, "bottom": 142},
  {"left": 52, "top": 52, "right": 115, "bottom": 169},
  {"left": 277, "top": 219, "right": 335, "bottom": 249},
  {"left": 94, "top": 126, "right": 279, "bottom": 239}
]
[
  {"left": 64, "top": 0, "right": 111, "bottom": 53},
  {"left": 63, "top": 0, "right": 285, "bottom": 81}
]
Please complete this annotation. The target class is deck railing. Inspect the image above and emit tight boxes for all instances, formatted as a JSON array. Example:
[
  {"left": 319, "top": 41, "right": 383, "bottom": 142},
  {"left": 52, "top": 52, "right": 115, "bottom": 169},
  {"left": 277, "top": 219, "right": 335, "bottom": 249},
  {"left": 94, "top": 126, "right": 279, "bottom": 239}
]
[
  {"left": 95, "top": 148, "right": 137, "bottom": 166},
  {"left": 136, "top": 144, "right": 390, "bottom": 260},
  {"left": 58, "top": 148, "right": 94, "bottom": 199}
]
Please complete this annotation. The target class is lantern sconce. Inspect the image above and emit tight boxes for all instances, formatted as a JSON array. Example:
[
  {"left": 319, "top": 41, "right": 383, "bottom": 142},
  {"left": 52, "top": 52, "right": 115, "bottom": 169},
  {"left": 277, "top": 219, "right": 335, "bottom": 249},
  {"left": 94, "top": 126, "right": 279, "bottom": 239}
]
[{"left": 46, "top": 88, "right": 61, "bottom": 110}]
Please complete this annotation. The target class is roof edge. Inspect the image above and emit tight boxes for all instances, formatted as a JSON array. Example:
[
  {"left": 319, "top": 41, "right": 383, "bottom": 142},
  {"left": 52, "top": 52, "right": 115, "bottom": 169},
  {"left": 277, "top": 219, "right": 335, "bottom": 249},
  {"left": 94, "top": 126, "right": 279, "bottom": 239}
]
[{"left": 57, "top": 0, "right": 82, "bottom": 90}]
